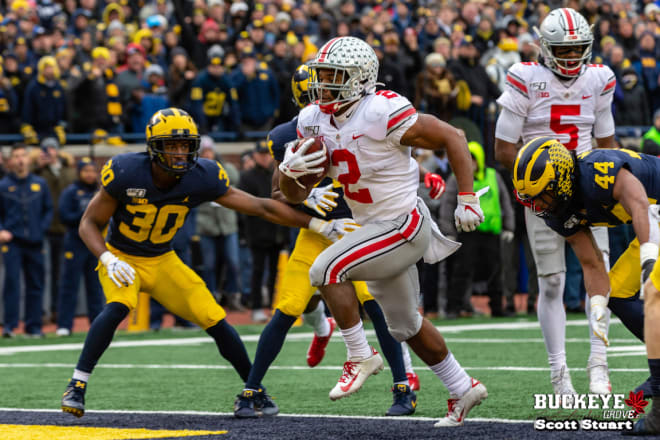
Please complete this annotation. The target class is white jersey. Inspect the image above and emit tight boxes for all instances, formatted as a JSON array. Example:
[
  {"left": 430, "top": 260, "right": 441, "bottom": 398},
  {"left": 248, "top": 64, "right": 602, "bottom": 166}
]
[
  {"left": 297, "top": 91, "right": 419, "bottom": 224},
  {"left": 497, "top": 62, "right": 616, "bottom": 155}
]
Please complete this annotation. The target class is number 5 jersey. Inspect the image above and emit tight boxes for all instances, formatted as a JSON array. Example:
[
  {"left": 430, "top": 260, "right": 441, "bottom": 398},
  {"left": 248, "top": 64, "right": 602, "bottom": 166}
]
[{"left": 497, "top": 62, "right": 616, "bottom": 154}]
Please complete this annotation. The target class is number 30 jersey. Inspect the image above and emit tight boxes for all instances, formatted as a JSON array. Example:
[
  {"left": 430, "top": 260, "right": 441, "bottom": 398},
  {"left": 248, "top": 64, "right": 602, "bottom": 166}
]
[
  {"left": 297, "top": 91, "right": 419, "bottom": 224},
  {"left": 497, "top": 62, "right": 616, "bottom": 155},
  {"left": 102, "top": 152, "right": 230, "bottom": 256}
]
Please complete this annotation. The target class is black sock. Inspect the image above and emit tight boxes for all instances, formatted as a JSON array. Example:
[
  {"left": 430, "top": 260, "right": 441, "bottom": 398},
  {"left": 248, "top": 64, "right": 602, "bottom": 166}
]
[
  {"left": 76, "top": 302, "right": 129, "bottom": 373},
  {"left": 206, "top": 319, "right": 254, "bottom": 384},
  {"left": 244, "top": 310, "right": 296, "bottom": 390},
  {"left": 363, "top": 300, "right": 407, "bottom": 384},
  {"left": 608, "top": 295, "right": 645, "bottom": 342},
  {"left": 649, "top": 359, "right": 660, "bottom": 399}
]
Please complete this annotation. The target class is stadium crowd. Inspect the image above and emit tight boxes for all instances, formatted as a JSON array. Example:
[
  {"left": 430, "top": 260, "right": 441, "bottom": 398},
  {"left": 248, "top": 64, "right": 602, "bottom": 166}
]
[{"left": 2, "top": 0, "right": 660, "bottom": 337}]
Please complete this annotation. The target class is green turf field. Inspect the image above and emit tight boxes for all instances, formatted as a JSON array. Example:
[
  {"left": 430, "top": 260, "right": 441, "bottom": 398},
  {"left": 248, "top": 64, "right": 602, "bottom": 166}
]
[{"left": 0, "top": 315, "right": 648, "bottom": 422}]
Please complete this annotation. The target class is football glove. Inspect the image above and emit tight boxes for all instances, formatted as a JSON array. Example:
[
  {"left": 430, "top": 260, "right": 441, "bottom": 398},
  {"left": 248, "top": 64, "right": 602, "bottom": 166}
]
[
  {"left": 501, "top": 230, "right": 514, "bottom": 243},
  {"left": 21, "top": 124, "right": 38, "bottom": 145},
  {"left": 279, "top": 138, "right": 327, "bottom": 183},
  {"left": 54, "top": 124, "right": 66, "bottom": 146},
  {"left": 454, "top": 187, "right": 487, "bottom": 233},
  {"left": 303, "top": 183, "right": 338, "bottom": 217},
  {"left": 589, "top": 294, "right": 609, "bottom": 347},
  {"left": 640, "top": 242, "right": 658, "bottom": 300},
  {"left": 309, "top": 217, "right": 360, "bottom": 242},
  {"left": 100, "top": 251, "right": 136, "bottom": 288},
  {"left": 424, "top": 172, "right": 446, "bottom": 200}
]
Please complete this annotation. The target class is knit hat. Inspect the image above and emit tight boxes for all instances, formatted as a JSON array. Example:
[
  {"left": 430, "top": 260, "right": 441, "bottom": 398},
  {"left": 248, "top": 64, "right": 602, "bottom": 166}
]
[{"left": 78, "top": 156, "right": 95, "bottom": 172}]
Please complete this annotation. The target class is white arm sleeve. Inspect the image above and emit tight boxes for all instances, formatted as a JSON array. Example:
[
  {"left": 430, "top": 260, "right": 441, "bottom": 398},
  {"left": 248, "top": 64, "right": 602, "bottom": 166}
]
[
  {"left": 495, "top": 107, "right": 525, "bottom": 143},
  {"left": 593, "top": 107, "right": 615, "bottom": 139}
]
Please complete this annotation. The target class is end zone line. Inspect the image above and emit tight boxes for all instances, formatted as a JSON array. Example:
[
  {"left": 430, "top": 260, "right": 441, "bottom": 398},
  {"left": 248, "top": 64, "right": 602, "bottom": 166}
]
[{"left": 0, "top": 407, "right": 533, "bottom": 424}]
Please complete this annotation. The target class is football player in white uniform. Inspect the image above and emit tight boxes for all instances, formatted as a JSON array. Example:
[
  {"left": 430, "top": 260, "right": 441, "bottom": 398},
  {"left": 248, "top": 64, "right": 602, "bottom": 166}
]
[
  {"left": 494, "top": 8, "right": 615, "bottom": 397},
  {"left": 279, "top": 36, "right": 488, "bottom": 428}
]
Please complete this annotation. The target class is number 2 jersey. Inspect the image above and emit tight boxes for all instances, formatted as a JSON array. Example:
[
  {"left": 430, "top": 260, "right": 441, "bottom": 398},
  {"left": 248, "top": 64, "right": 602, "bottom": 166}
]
[
  {"left": 545, "top": 149, "right": 660, "bottom": 237},
  {"left": 102, "top": 152, "right": 230, "bottom": 256},
  {"left": 497, "top": 62, "right": 616, "bottom": 154},
  {"left": 268, "top": 116, "right": 352, "bottom": 221},
  {"left": 296, "top": 91, "right": 419, "bottom": 224}
]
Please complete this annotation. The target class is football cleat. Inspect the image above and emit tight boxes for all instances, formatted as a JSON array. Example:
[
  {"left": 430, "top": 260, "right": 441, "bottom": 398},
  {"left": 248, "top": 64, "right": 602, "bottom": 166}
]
[
  {"left": 329, "top": 347, "right": 384, "bottom": 401},
  {"left": 234, "top": 389, "right": 259, "bottom": 418},
  {"left": 434, "top": 378, "right": 488, "bottom": 427},
  {"left": 407, "top": 372, "right": 420, "bottom": 391},
  {"left": 255, "top": 389, "right": 279, "bottom": 416},
  {"left": 61, "top": 379, "right": 87, "bottom": 418},
  {"left": 386, "top": 384, "right": 417, "bottom": 416},
  {"left": 307, "top": 317, "right": 336, "bottom": 367},
  {"left": 587, "top": 356, "right": 611, "bottom": 395},
  {"left": 629, "top": 411, "right": 660, "bottom": 435},
  {"left": 634, "top": 376, "right": 653, "bottom": 400},
  {"left": 551, "top": 364, "right": 576, "bottom": 400}
]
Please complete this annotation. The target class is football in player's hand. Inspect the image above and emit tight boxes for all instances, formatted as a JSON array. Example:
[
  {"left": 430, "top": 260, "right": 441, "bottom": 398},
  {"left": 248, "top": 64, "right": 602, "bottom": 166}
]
[{"left": 293, "top": 136, "right": 330, "bottom": 187}]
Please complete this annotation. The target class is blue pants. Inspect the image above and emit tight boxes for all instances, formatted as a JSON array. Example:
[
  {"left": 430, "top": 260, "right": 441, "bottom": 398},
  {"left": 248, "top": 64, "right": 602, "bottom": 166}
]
[
  {"left": 200, "top": 233, "right": 240, "bottom": 294},
  {"left": 2, "top": 240, "right": 45, "bottom": 334},
  {"left": 56, "top": 234, "right": 104, "bottom": 331}
]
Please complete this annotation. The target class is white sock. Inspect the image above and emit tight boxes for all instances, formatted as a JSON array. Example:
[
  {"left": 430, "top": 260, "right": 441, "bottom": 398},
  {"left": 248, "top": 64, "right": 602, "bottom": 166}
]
[
  {"left": 72, "top": 369, "right": 90, "bottom": 382},
  {"left": 585, "top": 294, "right": 609, "bottom": 360},
  {"left": 302, "top": 299, "right": 330, "bottom": 337},
  {"left": 537, "top": 273, "right": 567, "bottom": 373},
  {"left": 401, "top": 342, "right": 414, "bottom": 374},
  {"left": 340, "top": 320, "right": 372, "bottom": 360},
  {"left": 430, "top": 352, "right": 471, "bottom": 396}
]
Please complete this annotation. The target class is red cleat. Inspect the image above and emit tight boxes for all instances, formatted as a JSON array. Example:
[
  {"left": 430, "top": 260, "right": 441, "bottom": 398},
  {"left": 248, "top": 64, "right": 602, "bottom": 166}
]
[
  {"left": 307, "top": 317, "right": 336, "bottom": 367},
  {"left": 407, "top": 372, "right": 420, "bottom": 391}
]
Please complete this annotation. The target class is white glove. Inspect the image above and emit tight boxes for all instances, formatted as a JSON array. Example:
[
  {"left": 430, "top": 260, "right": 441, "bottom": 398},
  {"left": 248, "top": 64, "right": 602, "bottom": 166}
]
[
  {"left": 100, "top": 251, "right": 136, "bottom": 288},
  {"left": 309, "top": 217, "right": 360, "bottom": 242},
  {"left": 279, "top": 138, "right": 327, "bottom": 183},
  {"left": 303, "top": 183, "right": 338, "bottom": 217},
  {"left": 589, "top": 294, "right": 609, "bottom": 347},
  {"left": 501, "top": 230, "right": 514, "bottom": 243},
  {"left": 454, "top": 188, "right": 487, "bottom": 233},
  {"left": 640, "top": 242, "right": 658, "bottom": 300}
]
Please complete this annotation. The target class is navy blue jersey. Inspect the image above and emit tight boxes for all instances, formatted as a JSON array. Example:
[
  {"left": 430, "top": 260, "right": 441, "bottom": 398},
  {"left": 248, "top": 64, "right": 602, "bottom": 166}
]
[
  {"left": 267, "top": 117, "right": 352, "bottom": 221},
  {"left": 546, "top": 149, "right": 660, "bottom": 236},
  {"left": 102, "top": 152, "right": 230, "bottom": 256}
]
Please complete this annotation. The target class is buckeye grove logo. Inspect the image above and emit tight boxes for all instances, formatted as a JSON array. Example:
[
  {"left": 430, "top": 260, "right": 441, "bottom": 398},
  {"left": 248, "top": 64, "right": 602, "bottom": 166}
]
[{"left": 533, "top": 391, "right": 647, "bottom": 431}]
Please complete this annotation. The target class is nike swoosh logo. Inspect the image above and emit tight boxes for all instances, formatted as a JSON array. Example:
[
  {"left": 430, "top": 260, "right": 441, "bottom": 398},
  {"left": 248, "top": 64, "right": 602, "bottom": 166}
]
[
  {"left": 340, "top": 369, "right": 360, "bottom": 392},
  {"left": 582, "top": 95, "right": 592, "bottom": 99},
  {"left": 352, "top": 134, "right": 364, "bottom": 140}
]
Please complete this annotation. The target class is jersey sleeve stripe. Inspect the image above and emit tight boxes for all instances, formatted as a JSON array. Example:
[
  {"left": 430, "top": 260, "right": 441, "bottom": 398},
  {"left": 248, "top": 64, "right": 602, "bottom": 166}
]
[
  {"left": 601, "top": 79, "right": 616, "bottom": 95},
  {"left": 296, "top": 128, "right": 303, "bottom": 138},
  {"left": 387, "top": 107, "right": 416, "bottom": 134},
  {"left": 506, "top": 74, "right": 529, "bottom": 97}
]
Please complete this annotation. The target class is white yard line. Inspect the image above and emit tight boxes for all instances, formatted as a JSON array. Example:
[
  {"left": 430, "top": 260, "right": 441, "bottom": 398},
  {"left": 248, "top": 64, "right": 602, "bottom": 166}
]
[
  {"left": 0, "top": 363, "right": 649, "bottom": 373},
  {"left": 0, "top": 407, "right": 533, "bottom": 424}
]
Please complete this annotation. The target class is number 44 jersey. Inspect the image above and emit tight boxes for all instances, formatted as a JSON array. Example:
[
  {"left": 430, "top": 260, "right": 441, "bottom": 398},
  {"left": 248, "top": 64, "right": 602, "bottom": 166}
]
[
  {"left": 297, "top": 90, "right": 419, "bottom": 224},
  {"left": 497, "top": 62, "right": 616, "bottom": 155},
  {"left": 101, "top": 152, "right": 230, "bottom": 256}
]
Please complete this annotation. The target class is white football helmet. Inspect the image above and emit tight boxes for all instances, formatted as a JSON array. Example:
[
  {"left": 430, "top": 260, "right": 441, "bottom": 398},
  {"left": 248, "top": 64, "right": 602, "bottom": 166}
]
[
  {"left": 308, "top": 37, "right": 379, "bottom": 114},
  {"left": 534, "top": 8, "right": 593, "bottom": 78}
]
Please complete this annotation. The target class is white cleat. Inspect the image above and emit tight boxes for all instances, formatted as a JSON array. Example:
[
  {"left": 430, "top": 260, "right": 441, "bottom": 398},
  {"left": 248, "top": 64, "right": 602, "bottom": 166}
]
[
  {"left": 434, "top": 378, "right": 488, "bottom": 427},
  {"left": 551, "top": 365, "right": 577, "bottom": 405},
  {"left": 329, "top": 347, "right": 384, "bottom": 401},
  {"left": 587, "top": 356, "right": 612, "bottom": 395}
]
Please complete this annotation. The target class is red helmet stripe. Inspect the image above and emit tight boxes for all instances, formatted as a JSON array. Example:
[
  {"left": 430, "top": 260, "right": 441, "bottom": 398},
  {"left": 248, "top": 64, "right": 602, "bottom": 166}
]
[
  {"left": 562, "top": 8, "right": 576, "bottom": 35},
  {"left": 317, "top": 37, "right": 340, "bottom": 63}
]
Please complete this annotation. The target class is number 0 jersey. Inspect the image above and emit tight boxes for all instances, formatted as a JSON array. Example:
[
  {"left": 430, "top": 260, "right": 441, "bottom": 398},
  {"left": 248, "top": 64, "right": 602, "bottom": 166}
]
[
  {"left": 102, "top": 152, "right": 230, "bottom": 256},
  {"left": 545, "top": 149, "right": 660, "bottom": 237},
  {"left": 268, "top": 116, "right": 352, "bottom": 221},
  {"left": 497, "top": 62, "right": 616, "bottom": 154},
  {"left": 296, "top": 91, "right": 419, "bottom": 224}
]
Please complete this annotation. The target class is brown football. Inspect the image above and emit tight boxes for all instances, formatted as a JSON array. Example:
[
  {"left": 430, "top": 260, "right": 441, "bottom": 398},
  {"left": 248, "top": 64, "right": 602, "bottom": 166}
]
[{"left": 292, "top": 136, "right": 331, "bottom": 187}]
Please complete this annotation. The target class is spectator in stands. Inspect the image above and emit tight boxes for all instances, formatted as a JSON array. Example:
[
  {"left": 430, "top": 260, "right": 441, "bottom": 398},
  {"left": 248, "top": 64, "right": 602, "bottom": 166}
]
[
  {"left": 440, "top": 141, "right": 514, "bottom": 318},
  {"left": 116, "top": 43, "right": 146, "bottom": 132},
  {"left": 414, "top": 53, "right": 457, "bottom": 122},
  {"left": 196, "top": 136, "right": 243, "bottom": 311},
  {"left": 0, "top": 144, "right": 53, "bottom": 338},
  {"left": 31, "top": 136, "right": 77, "bottom": 323},
  {"left": 642, "top": 109, "right": 660, "bottom": 156},
  {"left": 232, "top": 48, "right": 279, "bottom": 132},
  {"left": 70, "top": 46, "right": 122, "bottom": 136},
  {"left": 21, "top": 56, "right": 67, "bottom": 145},
  {"left": 189, "top": 45, "right": 240, "bottom": 134},
  {"left": 238, "top": 140, "right": 287, "bottom": 323},
  {"left": 633, "top": 32, "right": 660, "bottom": 113},
  {"left": 55, "top": 158, "right": 103, "bottom": 337},
  {"left": 167, "top": 46, "right": 197, "bottom": 110},
  {"left": 372, "top": 39, "right": 406, "bottom": 96},
  {"left": 0, "top": 60, "right": 19, "bottom": 134},
  {"left": 615, "top": 68, "right": 651, "bottom": 127}
]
